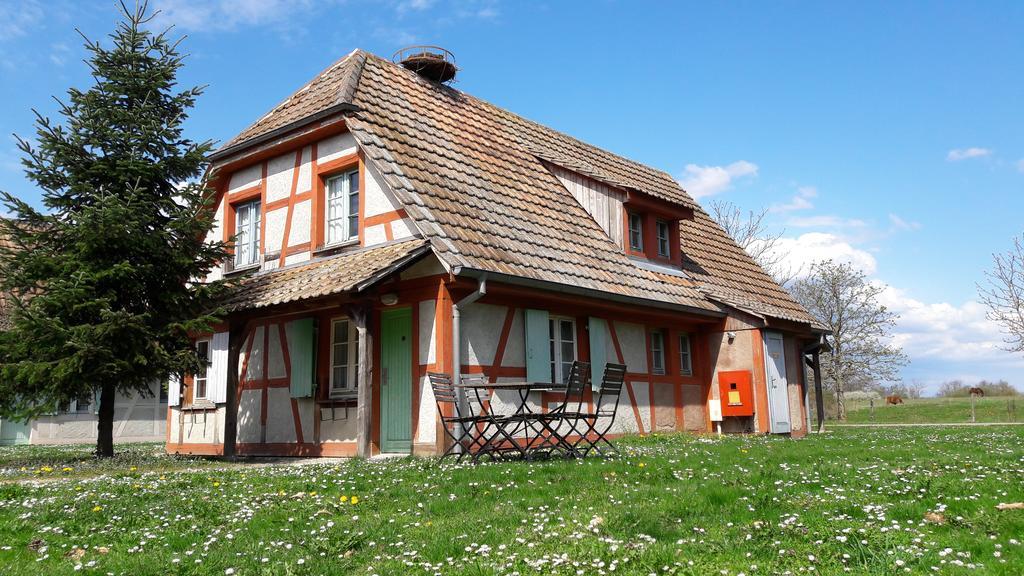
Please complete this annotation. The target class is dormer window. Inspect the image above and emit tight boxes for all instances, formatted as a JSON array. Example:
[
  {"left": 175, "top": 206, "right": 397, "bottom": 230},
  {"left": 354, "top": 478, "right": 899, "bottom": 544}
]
[
  {"left": 325, "top": 169, "right": 360, "bottom": 245},
  {"left": 656, "top": 220, "right": 670, "bottom": 258},
  {"left": 234, "top": 199, "right": 261, "bottom": 268},
  {"left": 628, "top": 212, "right": 644, "bottom": 251}
]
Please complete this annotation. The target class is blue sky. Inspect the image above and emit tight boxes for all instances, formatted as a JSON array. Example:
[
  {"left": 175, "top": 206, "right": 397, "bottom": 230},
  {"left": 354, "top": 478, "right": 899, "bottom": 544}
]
[{"left": 1, "top": 0, "right": 1023, "bottom": 393}]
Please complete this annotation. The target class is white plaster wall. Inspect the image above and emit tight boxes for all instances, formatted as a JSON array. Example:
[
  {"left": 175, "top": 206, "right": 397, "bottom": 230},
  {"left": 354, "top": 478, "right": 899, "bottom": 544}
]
[
  {"left": 501, "top": 310, "right": 526, "bottom": 368},
  {"left": 460, "top": 303, "right": 507, "bottom": 367},
  {"left": 245, "top": 326, "right": 265, "bottom": 381},
  {"left": 391, "top": 218, "right": 415, "bottom": 240},
  {"left": 172, "top": 406, "right": 225, "bottom": 444},
  {"left": 401, "top": 255, "right": 446, "bottom": 280},
  {"left": 419, "top": 300, "right": 437, "bottom": 366},
  {"left": 317, "top": 132, "right": 357, "bottom": 163},
  {"left": 364, "top": 160, "right": 400, "bottom": 218},
  {"left": 266, "top": 152, "right": 295, "bottom": 204},
  {"left": 298, "top": 397, "right": 314, "bottom": 442},
  {"left": 288, "top": 200, "right": 312, "bottom": 246},
  {"left": 319, "top": 407, "right": 357, "bottom": 443},
  {"left": 267, "top": 326, "right": 285, "bottom": 380},
  {"left": 416, "top": 375, "right": 437, "bottom": 445},
  {"left": 264, "top": 207, "right": 287, "bottom": 255},
  {"left": 284, "top": 252, "right": 310, "bottom": 266},
  {"left": 296, "top": 145, "right": 312, "bottom": 193},
  {"left": 363, "top": 224, "right": 387, "bottom": 246},
  {"left": 236, "top": 390, "right": 261, "bottom": 443},
  {"left": 265, "top": 388, "right": 296, "bottom": 443},
  {"left": 31, "top": 383, "right": 166, "bottom": 445},
  {"left": 615, "top": 321, "right": 648, "bottom": 373},
  {"left": 206, "top": 201, "right": 225, "bottom": 282},
  {"left": 229, "top": 164, "right": 261, "bottom": 194}
]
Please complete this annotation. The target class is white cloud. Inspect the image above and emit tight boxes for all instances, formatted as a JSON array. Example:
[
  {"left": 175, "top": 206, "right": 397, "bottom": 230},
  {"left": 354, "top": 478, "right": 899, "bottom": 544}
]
[
  {"left": 0, "top": 0, "right": 43, "bottom": 42},
  {"left": 152, "top": 0, "right": 320, "bottom": 33},
  {"left": 770, "top": 185, "right": 816, "bottom": 213},
  {"left": 678, "top": 160, "right": 758, "bottom": 198},
  {"left": 887, "top": 213, "right": 921, "bottom": 232},
  {"left": 770, "top": 232, "right": 878, "bottom": 276},
  {"left": 946, "top": 147, "right": 992, "bottom": 161}
]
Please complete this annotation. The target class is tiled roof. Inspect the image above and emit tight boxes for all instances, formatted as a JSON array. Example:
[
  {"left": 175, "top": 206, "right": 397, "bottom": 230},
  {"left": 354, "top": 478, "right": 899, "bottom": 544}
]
[
  {"left": 224, "top": 239, "right": 428, "bottom": 312},
  {"left": 219, "top": 50, "right": 817, "bottom": 326}
]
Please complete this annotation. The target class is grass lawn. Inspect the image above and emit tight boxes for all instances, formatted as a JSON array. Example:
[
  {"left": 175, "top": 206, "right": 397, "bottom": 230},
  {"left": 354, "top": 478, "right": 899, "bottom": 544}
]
[
  {"left": 843, "top": 396, "right": 1022, "bottom": 424},
  {"left": 0, "top": 443, "right": 221, "bottom": 481},
  {"left": 0, "top": 428, "right": 1022, "bottom": 575}
]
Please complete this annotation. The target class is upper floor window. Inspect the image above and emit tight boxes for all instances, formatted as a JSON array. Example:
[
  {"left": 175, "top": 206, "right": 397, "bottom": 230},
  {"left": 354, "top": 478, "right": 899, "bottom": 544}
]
[
  {"left": 651, "top": 330, "right": 666, "bottom": 375},
  {"left": 549, "top": 316, "right": 577, "bottom": 384},
  {"left": 656, "top": 220, "right": 670, "bottom": 258},
  {"left": 326, "top": 169, "right": 360, "bottom": 245},
  {"left": 679, "top": 333, "right": 692, "bottom": 376},
  {"left": 330, "top": 318, "right": 359, "bottom": 397},
  {"left": 194, "top": 339, "right": 210, "bottom": 400},
  {"left": 234, "top": 200, "right": 261, "bottom": 268},
  {"left": 628, "top": 212, "right": 644, "bottom": 251}
]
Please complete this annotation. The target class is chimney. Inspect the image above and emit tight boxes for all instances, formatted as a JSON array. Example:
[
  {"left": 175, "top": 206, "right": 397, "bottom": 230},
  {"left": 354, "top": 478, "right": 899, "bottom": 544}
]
[{"left": 393, "top": 46, "right": 457, "bottom": 84}]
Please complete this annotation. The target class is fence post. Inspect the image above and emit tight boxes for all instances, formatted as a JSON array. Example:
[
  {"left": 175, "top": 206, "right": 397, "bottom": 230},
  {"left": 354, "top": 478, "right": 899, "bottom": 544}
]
[
  {"left": 970, "top": 393, "right": 976, "bottom": 423},
  {"left": 869, "top": 398, "right": 874, "bottom": 422}
]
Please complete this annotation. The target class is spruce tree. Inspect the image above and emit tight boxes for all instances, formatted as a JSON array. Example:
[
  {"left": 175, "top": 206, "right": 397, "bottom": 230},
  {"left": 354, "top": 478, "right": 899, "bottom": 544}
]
[{"left": 0, "top": 2, "right": 227, "bottom": 457}]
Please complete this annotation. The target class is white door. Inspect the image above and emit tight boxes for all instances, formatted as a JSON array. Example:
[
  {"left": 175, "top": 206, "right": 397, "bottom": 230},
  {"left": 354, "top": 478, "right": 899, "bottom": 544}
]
[{"left": 764, "top": 332, "right": 792, "bottom": 434}]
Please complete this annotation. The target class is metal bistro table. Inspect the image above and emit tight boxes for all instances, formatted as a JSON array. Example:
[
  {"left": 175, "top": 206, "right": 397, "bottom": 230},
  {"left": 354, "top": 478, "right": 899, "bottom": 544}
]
[{"left": 455, "top": 380, "right": 569, "bottom": 460}]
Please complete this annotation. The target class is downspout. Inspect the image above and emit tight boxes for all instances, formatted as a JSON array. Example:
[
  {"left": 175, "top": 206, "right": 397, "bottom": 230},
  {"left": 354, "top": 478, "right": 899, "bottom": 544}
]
[{"left": 451, "top": 272, "right": 487, "bottom": 446}]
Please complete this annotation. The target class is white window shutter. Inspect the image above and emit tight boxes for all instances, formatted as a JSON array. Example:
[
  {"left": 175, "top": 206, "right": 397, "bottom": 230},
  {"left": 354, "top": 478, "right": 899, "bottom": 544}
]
[
  {"left": 168, "top": 373, "right": 181, "bottom": 407},
  {"left": 209, "top": 331, "right": 230, "bottom": 404}
]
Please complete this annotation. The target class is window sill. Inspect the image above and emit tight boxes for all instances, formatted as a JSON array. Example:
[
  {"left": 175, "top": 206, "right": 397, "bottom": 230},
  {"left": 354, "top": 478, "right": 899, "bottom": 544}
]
[
  {"left": 313, "top": 239, "right": 359, "bottom": 255},
  {"left": 181, "top": 400, "right": 217, "bottom": 411},
  {"left": 224, "top": 262, "right": 261, "bottom": 276},
  {"left": 319, "top": 395, "right": 358, "bottom": 406}
]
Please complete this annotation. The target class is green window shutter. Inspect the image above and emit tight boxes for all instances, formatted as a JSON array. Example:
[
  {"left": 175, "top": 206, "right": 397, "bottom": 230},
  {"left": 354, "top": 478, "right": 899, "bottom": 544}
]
[
  {"left": 588, "top": 317, "right": 608, "bottom": 390},
  {"left": 525, "top": 309, "right": 551, "bottom": 383},
  {"left": 288, "top": 318, "right": 316, "bottom": 398}
]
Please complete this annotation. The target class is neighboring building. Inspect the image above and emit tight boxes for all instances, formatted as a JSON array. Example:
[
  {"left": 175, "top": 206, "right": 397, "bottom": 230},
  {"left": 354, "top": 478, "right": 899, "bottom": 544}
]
[
  {"left": 167, "top": 48, "right": 826, "bottom": 458},
  {"left": 0, "top": 227, "right": 168, "bottom": 445}
]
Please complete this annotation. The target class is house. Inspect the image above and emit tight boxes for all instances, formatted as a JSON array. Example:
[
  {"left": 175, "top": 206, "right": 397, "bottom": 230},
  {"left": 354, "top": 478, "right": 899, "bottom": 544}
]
[
  {"left": 166, "top": 48, "right": 826, "bottom": 458},
  {"left": 0, "top": 226, "right": 168, "bottom": 446}
]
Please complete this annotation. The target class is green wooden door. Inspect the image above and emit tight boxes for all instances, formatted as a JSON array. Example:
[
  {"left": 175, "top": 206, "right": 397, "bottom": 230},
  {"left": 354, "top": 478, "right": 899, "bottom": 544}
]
[{"left": 380, "top": 307, "right": 413, "bottom": 453}]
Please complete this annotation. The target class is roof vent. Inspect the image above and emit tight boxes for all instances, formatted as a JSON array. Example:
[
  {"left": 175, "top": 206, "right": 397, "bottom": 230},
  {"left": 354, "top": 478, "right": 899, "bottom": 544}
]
[{"left": 394, "top": 45, "right": 457, "bottom": 84}]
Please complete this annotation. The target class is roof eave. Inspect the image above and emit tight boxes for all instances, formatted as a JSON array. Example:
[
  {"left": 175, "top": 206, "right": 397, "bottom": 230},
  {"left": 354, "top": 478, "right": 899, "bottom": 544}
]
[{"left": 208, "top": 102, "right": 362, "bottom": 163}]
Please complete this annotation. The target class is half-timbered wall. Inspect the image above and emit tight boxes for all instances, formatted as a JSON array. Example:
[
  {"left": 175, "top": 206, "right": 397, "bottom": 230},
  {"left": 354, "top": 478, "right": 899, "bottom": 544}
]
[{"left": 208, "top": 129, "right": 419, "bottom": 281}]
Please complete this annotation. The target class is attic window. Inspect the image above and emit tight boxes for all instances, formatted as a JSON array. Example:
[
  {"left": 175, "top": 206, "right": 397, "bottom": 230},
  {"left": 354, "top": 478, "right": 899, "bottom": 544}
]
[
  {"left": 325, "top": 169, "right": 360, "bottom": 245},
  {"left": 656, "top": 220, "right": 670, "bottom": 257},
  {"left": 628, "top": 213, "right": 644, "bottom": 251}
]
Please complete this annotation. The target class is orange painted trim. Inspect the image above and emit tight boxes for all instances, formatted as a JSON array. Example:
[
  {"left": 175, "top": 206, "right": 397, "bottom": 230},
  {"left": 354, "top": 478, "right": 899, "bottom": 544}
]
[
  {"left": 358, "top": 153, "right": 366, "bottom": 246},
  {"left": 259, "top": 162, "right": 268, "bottom": 256},
  {"left": 364, "top": 209, "right": 409, "bottom": 228},
  {"left": 752, "top": 329, "right": 770, "bottom": 434},
  {"left": 279, "top": 149, "right": 304, "bottom": 267},
  {"left": 410, "top": 303, "right": 421, "bottom": 440},
  {"left": 228, "top": 185, "right": 262, "bottom": 203},
  {"left": 315, "top": 152, "right": 360, "bottom": 176},
  {"left": 310, "top": 142, "right": 323, "bottom": 253}
]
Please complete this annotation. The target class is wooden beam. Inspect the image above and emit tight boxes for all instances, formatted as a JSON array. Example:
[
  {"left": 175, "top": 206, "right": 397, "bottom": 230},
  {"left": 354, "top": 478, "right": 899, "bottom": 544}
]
[
  {"left": 352, "top": 305, "right": 373, "bottom": 457},
  {"left": 222, "top": 320, "right": 251, "bottom": 458}
]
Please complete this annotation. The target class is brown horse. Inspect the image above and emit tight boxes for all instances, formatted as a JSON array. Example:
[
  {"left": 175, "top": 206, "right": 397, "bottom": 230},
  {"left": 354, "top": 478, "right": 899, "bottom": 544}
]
[
  {"left": 885, "top": 395, "right": 904, "bottom": 405},
  {"left": 969, "top": 387, "right": 985, "bottom": 397}
]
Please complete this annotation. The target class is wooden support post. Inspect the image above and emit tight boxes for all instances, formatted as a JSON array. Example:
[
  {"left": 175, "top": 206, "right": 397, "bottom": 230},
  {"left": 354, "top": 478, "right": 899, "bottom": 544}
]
[
  {"left": 222, "top": 320, "right": 249, "bottom": 459},
  {"left": 812, "top": 349, "right": 825, "bottom": 433},
  {"left": 352, "top": 305, "right": 373, "bottom": 458}
]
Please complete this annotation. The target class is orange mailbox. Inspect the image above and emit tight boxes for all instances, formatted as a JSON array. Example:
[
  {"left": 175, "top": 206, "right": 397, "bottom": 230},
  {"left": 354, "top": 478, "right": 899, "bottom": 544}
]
[{"left": 717, "top": 370, "right": 754, "bottom": 417}]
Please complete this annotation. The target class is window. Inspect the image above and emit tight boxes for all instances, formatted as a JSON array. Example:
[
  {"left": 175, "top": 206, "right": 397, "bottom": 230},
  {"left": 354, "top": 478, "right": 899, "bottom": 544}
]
[
  {"left": 234, "top": 199, "right": 261, "bottom": 268},
  {"left": 325, "top": 169, "right": 360, "bottom": 245},
  {"left": 330, "top": 318, "right": 359, "bottom": 397},
  {"left": 194, "top": 339, "right": 210, "bottom": 400},
  {"left": 74, "top": 394, "right": 92, "bottom": 413},
  {"left": 679, "top": 333, "right": 692, "bottom": 376},
  {"left": 628, "top": 213, "right": 644, "bottom": 251},
  {"left": 548, "top": 316, "right": 577, "bottom": 384},
  {"left": 656, "top": 220, "right": 670, "bottom": 258},
  {"left": 651, "top": 330, "right": 666, "bottom": 375}
]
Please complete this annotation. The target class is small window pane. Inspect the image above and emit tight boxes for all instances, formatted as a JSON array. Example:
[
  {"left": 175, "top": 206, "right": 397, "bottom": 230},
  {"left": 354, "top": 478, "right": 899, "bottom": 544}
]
[
  {"left": 656, "top": 221, "right": 670, "bottom": 257},
  {"left": 331, "top": 319, "right": 359, "bottom": 396},
  {"left": 234, "top": 200, "right": 261, "bottom": 267},
  {"left": 325, "top": 169, "right": 360, "bottom": 245},
  {"left": 629, "top": 213, "right": 643, "bottom": 251},
  {"left": 651, "top": 331, "right": 665, "bottom": 375},
  {"left": 679, "top": 334, "right": 692, "bottom": 375}
]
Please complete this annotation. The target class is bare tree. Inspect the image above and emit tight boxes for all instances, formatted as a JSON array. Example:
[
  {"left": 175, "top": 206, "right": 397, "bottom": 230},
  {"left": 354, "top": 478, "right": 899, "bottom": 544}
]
[
  {"left": 790, "top": 260, "right": 908, "bottom": 420},
  {"left": 707, "top": 199, "right": 798, "bottom": 286},
  {"left": 978, "top": 235, "right": 1024, "bottom": 352}
]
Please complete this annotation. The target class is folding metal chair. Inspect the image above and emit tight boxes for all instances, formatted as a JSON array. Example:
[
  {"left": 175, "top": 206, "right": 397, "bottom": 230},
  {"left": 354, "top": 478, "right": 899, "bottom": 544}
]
[
  {"left": 572, "top": 362, "right": 627, "bottom": 457},
  {"left": 513, "top": 361, "right": 590, "bottom": 458},
  {"left": 428, "top": 372, "right": 515, "bottom": 462}
]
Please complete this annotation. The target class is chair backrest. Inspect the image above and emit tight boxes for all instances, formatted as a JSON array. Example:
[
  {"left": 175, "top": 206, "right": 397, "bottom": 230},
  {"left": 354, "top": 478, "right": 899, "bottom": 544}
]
[
  {"left": 595, "top": 363, "right": 627, "bottom": 415},
  {"left": 428, "top": 372, "right": 459, "bottom": 420},
  {"left": 555, "top": 361, "right": 590, "bottom": 413}
]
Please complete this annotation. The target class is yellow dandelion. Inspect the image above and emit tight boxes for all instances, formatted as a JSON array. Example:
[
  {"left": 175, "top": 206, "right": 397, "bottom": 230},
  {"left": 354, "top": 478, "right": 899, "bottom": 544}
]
[
  {"left": 129, "top": 466, "right": 137, "bottom": 472},
  {"left": 350, "top": 496, "right": 359, "bottom": 505},
  {"left": 339, "top": 495, "right": 349, "bottom": 502},
  {"left": 213, "top": 481, "right": 221, "bottom": 487},
  {"left": 309, "top": 491, "right": 317, "bottom": 496},
  {"left": 92, "top": 505, "right": 102, "bottom": 512},
  {"left": 62, "top": 467, "right": 73, "bottom": 472},
  {"left": 638, "top": 463, "right": 646, "bottom": 468}
]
